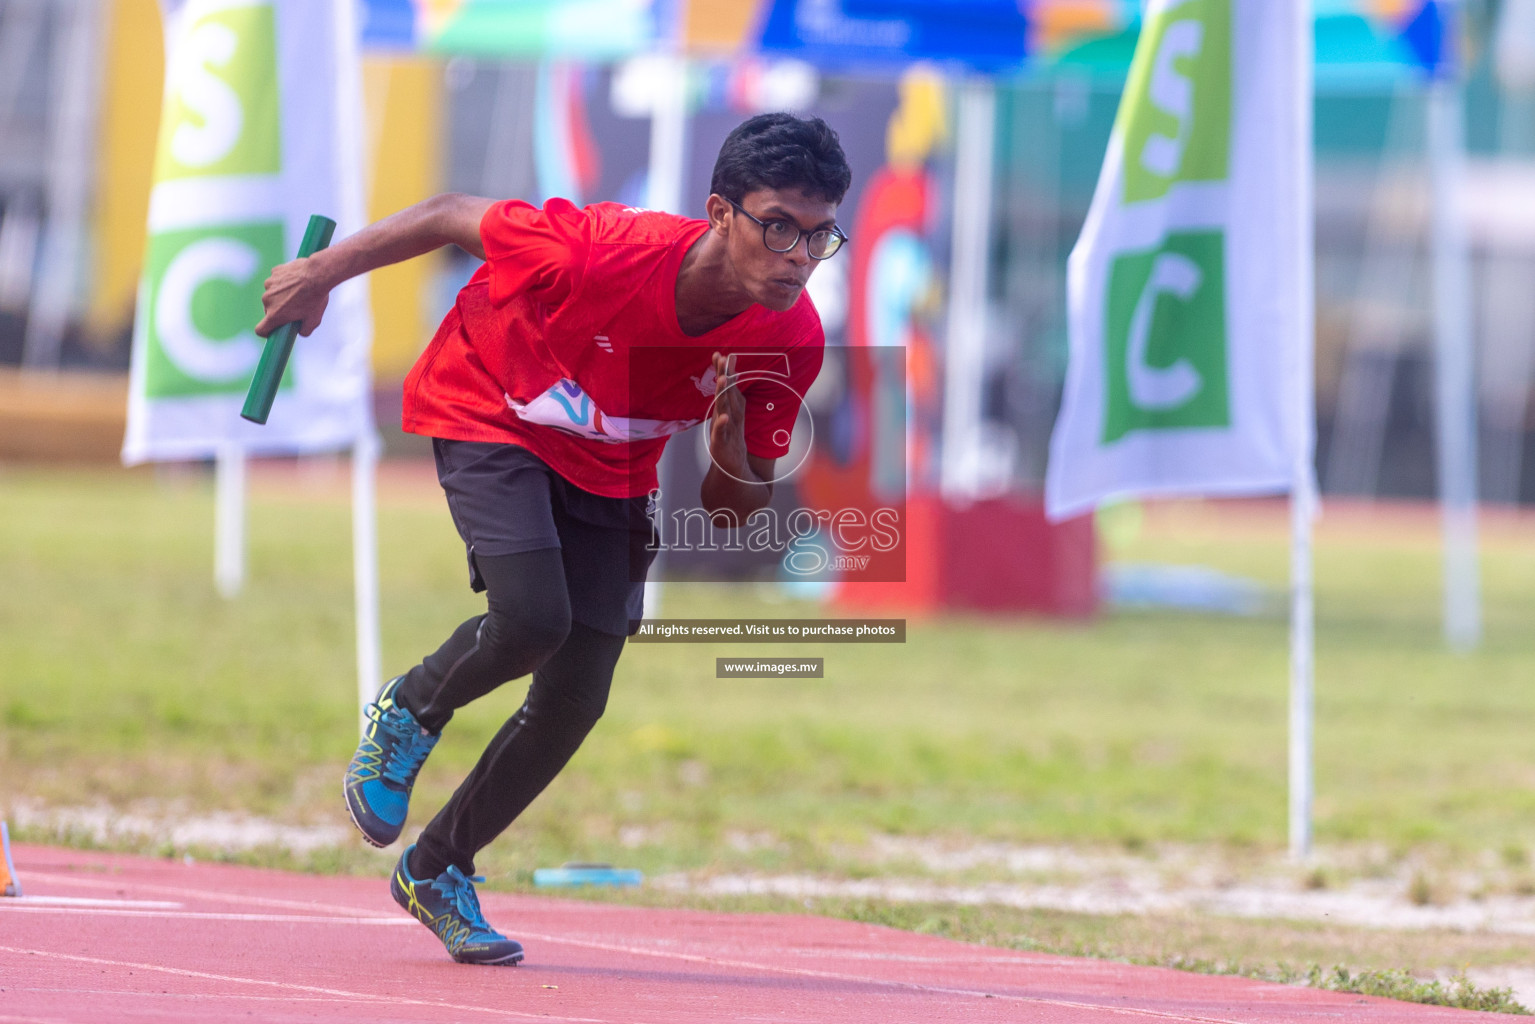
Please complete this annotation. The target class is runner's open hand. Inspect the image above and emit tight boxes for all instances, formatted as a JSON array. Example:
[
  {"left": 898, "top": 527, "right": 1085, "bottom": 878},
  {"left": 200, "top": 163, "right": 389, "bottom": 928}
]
[
  {"left": 708, "top": 352, "right": 748, "bottom": 477},
  {"left": 256, "top": 256, "right": 331, "bottom": 338}
]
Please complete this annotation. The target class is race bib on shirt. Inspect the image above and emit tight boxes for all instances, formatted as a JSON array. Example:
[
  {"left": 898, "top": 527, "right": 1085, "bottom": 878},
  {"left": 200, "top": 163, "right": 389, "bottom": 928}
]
[{"left": 507, "top": 379, "right": 702, "bottom": 444}]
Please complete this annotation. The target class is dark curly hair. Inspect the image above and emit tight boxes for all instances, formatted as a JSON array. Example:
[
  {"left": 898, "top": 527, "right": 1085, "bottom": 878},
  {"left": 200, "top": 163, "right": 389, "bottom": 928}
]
[{"left": 709, "top": 113, "right": 852, "bottom": 207}]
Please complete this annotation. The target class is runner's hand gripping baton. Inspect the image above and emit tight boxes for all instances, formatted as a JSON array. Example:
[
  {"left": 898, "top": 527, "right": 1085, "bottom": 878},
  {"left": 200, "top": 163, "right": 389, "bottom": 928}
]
[{"left": 241, "top": 214, "right": 337, "bottom": 424}]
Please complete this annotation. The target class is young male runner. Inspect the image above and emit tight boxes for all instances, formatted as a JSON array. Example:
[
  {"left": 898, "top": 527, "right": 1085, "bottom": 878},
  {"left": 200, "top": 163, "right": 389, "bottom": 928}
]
[{"left": 257, "top": 113, "right": 852, "bottom": 965}]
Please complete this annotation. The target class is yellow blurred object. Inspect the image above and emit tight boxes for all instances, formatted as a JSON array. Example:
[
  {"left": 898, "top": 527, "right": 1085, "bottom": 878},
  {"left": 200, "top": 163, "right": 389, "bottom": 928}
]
[
  {"left": 0, "top": 369, "right": 129, "bottom": 463},
  {"left": 682, "top": 0, "right": 760, "bottom": 55},
  {"left": 363, "top": 55, "right": 445, "bottom": 379},
  {"left": 1030, "top": 0, "right": 1119, "bottom": 53},
  {"left": 88, "top": 0, "right": 163, "bottom": 347},
  {"left": 886, "top": 66, "right": 946, "bottom": 170},
  {"left": 1368, "top": 0, "right": 1415, "bottom": 23},
  {"left": 420, "top": 0, "right": 467, "bottom": 38}
]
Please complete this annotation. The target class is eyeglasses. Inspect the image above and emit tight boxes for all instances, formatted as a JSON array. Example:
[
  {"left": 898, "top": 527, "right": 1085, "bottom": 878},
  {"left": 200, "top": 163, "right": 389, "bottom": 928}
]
[{"left": 729, "top": 199, "right": 848, "bottom": 260}]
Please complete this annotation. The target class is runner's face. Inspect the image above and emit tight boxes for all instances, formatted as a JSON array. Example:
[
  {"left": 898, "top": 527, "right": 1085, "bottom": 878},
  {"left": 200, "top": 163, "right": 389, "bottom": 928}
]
[{"left": 724, "top": 188, "right": 839, "bottom": 312}]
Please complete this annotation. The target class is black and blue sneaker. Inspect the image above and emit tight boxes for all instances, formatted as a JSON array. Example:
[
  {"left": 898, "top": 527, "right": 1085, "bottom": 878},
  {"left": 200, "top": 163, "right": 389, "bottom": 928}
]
[
  {"left": 391, "top": 845, "right": 525, "bottom": 965},
  {"left": 344, "top": 676, "right": 439, "bottom": 847}
]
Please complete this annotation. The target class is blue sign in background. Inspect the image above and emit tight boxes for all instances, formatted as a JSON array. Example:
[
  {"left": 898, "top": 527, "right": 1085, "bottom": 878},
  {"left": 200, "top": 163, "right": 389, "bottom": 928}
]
[{"left": 753, "top": 0, "right": 1031, "bottom": 73}]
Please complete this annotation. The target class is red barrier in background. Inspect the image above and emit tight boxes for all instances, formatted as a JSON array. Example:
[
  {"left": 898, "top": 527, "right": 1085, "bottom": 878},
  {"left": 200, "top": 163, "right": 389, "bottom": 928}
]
[{"left": 833, "top": 495, "right": 1097, "bottom": 618}]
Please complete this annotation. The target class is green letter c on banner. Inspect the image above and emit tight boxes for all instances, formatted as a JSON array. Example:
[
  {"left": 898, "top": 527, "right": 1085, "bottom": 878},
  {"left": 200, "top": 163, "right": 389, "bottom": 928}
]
[
  {"left": 144, "top": 221, "right": 287, "bottom": 398},
  {"left": 1101, "top": 231, "right": 1230, "bottom": 443}
]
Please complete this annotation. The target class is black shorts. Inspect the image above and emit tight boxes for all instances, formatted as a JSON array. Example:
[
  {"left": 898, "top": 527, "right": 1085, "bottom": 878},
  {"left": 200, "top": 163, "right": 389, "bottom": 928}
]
[{"left": 432, "top": 439, "right": 657, "bottom": 637}]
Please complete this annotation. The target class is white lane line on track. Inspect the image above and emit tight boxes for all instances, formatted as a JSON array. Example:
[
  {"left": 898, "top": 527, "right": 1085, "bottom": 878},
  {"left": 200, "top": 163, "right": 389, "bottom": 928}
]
[
  {"left": 18, "top": 871, "right": 399, "bottom": 919},
  {"left": 0, "top": 905, "right": 416, "bottom": 924},
  {"left": 4, "top": 896, "right": 182, "bottom": 909},
  {"left": 514, "top": 931, "right": 1256, "bottom": 1024},
  {"left": 0, "top": 946, "right": 615, "bottom": 1024},
  {"left": 780, "top": 949, "right": 1083, "bottom": 965},
  {"left": 13, "top": 987, "right": 381, "bottom": 1004}
]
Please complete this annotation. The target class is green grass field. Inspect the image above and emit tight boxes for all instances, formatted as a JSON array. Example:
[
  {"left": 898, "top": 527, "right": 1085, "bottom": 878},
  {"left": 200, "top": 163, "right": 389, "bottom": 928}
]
[{"left": 4, "top": 461, "right": 1535, "bottom": 1006}]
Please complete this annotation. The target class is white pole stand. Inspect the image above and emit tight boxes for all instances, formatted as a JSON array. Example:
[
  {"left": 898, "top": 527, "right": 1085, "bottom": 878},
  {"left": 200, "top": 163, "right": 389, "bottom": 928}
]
[
  {"left": 214, "top": 442, "right": 247, "bottom": 599},
  {"left": 1427, "top": 73, "right": 1482, "bottom": 652},
  {"left": 941, "top": 78, "right": 997, "bottom": 503},
  {"left": 1288, "top": 0, "right": 1319, "bottom": 862},
  {"left": 353, "top": 432, "right": 382, "bottom": 728},
  {"left": 1289, "top": 482, "right": 1317, "bottom": 861}
]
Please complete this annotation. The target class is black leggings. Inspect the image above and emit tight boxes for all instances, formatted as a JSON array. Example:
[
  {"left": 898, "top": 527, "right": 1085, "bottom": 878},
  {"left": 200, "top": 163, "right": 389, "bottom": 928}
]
[{"left": 395, "top": 549, "right": 626, "bottom": 878}]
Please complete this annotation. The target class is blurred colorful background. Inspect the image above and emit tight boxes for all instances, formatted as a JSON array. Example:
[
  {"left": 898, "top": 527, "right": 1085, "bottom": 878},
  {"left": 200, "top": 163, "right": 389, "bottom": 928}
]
[
  {"left": 7, "top": 0, "right": 1535, "bottom": 1001},
  {"left": 5, "top": 0, "right": 1531, "bottom": 507}
]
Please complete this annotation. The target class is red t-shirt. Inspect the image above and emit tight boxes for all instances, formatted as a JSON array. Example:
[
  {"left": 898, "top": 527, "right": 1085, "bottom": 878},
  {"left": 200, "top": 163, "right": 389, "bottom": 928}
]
[{"left": 402, "top": 199, "right": 825, "bottom": 498}]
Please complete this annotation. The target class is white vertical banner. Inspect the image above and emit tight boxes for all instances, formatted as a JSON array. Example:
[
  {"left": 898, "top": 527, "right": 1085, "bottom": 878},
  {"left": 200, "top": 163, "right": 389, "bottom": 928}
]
[
  {"left": 124, "top": 0, "right": 380, "bottom": 714},
  {"left": 1285, "top": 0, "right": 1318, "bottom": 861},
  {"left": 1045, "top": 0, "right": 1317, "bottom": 855},
  {"left": 1428, "top": 66, "right": 1481, "bottom": 651},
  {"left": 123, "top": 0, "right": 371, "bottom": 463},
  {"left": 1045, "top": 0, "right": 1311, "bottom": 520}
]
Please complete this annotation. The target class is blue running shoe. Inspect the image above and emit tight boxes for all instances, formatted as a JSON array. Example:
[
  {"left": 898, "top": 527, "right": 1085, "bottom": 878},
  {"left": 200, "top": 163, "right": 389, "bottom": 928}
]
[
  {"left": 391, "top": 845, "right": 525, "bottom": 965},
  {"left": 344, "top": 676, "right": 439, "bottom": 847}
]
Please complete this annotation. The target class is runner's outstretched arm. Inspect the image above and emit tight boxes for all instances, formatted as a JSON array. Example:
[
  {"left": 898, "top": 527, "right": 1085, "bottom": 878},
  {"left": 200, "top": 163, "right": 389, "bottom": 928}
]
[
  {"left": 700, "top": 350, "right": 776, "bottom": 526},
  {"left": 256, "top": 192, "right": 495, "bottom": 339}
]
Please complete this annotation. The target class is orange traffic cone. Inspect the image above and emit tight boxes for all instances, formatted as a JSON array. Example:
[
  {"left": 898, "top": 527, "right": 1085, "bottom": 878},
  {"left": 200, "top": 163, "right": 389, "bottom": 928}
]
[{"left": 1, "top": 821, "right": 20, "bottom": 897}]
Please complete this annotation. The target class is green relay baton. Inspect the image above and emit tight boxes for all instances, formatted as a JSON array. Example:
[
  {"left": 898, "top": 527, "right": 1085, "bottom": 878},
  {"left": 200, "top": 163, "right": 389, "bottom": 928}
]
[{"left": 241, "top": 214, "right": 338, "bottom": 424}]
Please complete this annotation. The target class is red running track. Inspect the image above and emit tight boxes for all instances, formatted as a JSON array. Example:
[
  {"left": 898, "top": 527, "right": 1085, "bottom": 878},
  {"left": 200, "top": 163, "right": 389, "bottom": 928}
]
[{"left": 0, "top": 844, "right": 1502, "bottom": 1023}]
